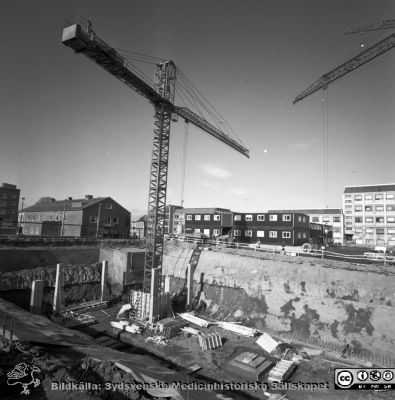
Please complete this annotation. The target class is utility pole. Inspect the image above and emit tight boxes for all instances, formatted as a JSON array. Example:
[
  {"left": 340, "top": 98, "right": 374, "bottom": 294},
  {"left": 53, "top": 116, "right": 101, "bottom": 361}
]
[{"left": 61, "top": 203, "right": 66, "bottom": 237}]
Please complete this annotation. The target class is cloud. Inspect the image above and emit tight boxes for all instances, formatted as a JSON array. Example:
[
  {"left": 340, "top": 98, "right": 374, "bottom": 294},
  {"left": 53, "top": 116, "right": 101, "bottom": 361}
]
[{"left": 199, "top": 163, "right": 231, "bottom": 179}]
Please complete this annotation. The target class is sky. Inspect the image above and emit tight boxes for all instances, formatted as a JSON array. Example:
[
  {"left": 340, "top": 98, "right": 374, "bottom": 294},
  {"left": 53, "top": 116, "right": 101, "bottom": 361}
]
[{"left": 1, "top": 0, "right": 395, "bottom": 218}]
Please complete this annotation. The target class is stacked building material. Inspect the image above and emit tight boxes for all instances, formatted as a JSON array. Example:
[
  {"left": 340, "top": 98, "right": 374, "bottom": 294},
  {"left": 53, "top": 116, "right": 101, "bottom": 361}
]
[
  {"left": 178, "top": 313, "right": 210, "bottom": 327},
  {"left": 156, "top": 318, "right": 184, "bottom": 339},
  {"left": 197, "top": 332, "right": 222, "bottom": 351},
  {"left": 216, "top": 321, "right": 258, "bottom": 337},
  {"left": 111, "top": 321, "right": 142, "bottom": 334},
  {"left": 268, "top": 359, "right": 296, "bottom": 384},
  {"left": 225, "top": 352, "right": 273, "bottom": 381}
]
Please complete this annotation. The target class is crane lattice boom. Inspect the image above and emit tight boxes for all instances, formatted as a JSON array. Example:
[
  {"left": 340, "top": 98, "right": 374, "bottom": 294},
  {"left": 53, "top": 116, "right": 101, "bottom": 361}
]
[
  {"left": 293, "top": 31, "right": 395, "bottom": 104},
  {"left": 62, "top": 17, "right": 249, "bottom": 301}
]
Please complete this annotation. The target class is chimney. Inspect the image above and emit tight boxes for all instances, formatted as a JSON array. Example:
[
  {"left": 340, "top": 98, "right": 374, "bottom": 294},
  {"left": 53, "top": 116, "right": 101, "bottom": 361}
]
[{"left": 85, "top": 195, "right": 93, "bottom": 200}]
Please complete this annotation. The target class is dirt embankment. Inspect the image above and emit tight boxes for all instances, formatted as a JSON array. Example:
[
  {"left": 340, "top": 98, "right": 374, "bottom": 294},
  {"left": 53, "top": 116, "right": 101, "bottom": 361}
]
[{"left": 163, "top": 242, "right": 395, "bottom": 357}]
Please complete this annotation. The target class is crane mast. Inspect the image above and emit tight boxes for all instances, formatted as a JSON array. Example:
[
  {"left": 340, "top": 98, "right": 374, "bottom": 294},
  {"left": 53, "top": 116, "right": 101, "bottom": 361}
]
[{"left": 62, "top": 17, "right": 249, "bottom": 300}]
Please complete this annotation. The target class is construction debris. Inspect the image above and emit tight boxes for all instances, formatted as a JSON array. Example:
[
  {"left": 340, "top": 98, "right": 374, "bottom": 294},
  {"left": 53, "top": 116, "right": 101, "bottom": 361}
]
[
  {"left": 146, "top": 335, "right": 168, "bottom": 346},
  {"left": 180, "top": 327, "right": 201, "bottom": 336},
  {"left": 156, "top": 318, "right": 185, "bottom": 339},
  {"left": 198, "top": 332, "right": 222, "bottom": 351},
  {"left": 256, "top": 332, "right": 282, "bottom": 353},
  {"left": 178, "top": 312, "right": 210, "bottom": 327},
  {"left": 268, "top": 359, "right": 296, "bottom": 384},
  {"left": 110, "top": 321, "right": 142, "bottom": 334},
  {"left": 215, "top": 321, "right": 258, "bottom": 337},
  {"left": 225, "top": 352, "right": 273, "bottom": 381}
]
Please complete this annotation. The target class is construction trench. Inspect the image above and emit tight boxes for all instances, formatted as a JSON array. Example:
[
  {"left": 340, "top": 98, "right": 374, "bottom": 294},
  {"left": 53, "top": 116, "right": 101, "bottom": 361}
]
[{"left": 0, "top": 243, "right": 394, "bottom": 400}]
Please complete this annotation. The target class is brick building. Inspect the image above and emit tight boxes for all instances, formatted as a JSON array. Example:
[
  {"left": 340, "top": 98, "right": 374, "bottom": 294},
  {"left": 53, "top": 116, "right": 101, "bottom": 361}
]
[
  {"left": 232, "top": 212, "right": 310, "bottom": 246},
  {"left": 0, "top": 183, "right": 20, "bottom": 236},
  {"left": 268, "top": 208, "right": 344, "bottom": 245},
  {"left": 21, "top": 195, "right": 130, "bottom": 238},
  {"left": 173, "top": 208, "right": 233, "bottom": 237}
]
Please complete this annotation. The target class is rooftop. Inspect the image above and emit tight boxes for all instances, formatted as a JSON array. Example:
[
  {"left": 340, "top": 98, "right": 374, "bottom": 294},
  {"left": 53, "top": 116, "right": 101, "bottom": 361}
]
[
  {"left": 267, "top": 209, "right": 342, "bottom": 215},
  {"left": 344, "top": 184, "right": 395, "bottom": 194}
]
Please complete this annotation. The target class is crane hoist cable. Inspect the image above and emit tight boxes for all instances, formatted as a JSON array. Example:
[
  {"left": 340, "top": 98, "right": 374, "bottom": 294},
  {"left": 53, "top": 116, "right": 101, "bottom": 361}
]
[{"left": 180, "top": 121, "right": 189, "bottom": 207}]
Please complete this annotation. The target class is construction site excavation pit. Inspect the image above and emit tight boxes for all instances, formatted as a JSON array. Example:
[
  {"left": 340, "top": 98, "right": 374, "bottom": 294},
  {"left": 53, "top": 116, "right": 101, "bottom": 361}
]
[{"left": 0, "top": 243, "right": 394, "bottom": 400}]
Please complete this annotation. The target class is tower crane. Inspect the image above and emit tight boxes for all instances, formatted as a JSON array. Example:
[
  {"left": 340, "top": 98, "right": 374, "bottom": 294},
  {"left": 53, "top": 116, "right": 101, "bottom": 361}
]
[
  {"left": 293, "top": 20, "right": 395, "bottom": 104},
  {"left": 62, "top": 17, "right": 249, "bottom": 296}
]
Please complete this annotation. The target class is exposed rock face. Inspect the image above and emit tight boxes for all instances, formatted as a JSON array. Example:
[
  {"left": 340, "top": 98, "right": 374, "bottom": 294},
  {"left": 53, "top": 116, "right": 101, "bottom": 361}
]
[
  {"left": 163, "top": 242, "right": 395, "bottom": 357},
  {"left": 0, "top": 263, "right": 102, "bottom": 291}
]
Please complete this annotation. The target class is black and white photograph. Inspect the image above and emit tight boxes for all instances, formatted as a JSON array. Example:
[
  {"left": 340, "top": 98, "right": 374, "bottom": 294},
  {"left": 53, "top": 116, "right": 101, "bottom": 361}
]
[{"left": 1, "top": 1, "right": 395, "bottom": 399}]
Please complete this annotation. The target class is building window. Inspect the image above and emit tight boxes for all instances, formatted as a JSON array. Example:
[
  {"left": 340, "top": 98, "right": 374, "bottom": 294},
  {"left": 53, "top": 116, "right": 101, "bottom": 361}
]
[
  {"left": 233, "top": 230, "right": 241, "bottom": 236},
  {"left": 174, "top": 214, "right": 179, "bottom": 220},
  {"left": 186, "top": 215, "right": 192, "bottom": 220},
  {"left": 194, "top": 215, "right": 201, "bottom": 221},
  {"left": 302, "top": 232, "right": 307, "bottom": 238},
  {"left": 269, "top": 214, "right": 278, "bottom": 222},
  {"left": 269, "top": 231, "right": 277, "bottom": 238},
  {"left": 376, "top": 228, "right": 385, "bottom": 235},
  {"left": 354, "top": 195, "right": 362, "bottom": 201},
  {"left": 113, "top": 217, "right": 119, "bottom": 224},
  {"left": 375, "top": 194, "right": 383, "bottom": 200},
  {"left": 213, "top": 229, "right": 220, "bottom": 236},
  {"left": 376, "top": 217, "right": 384, "bottom": 223},
  {"left": 344, "top": 199, "right": 352, "bottom": 204},
  {"left": 312, "top": 217, "right": 319, "bottom": 222},
  {"left": 386, "top": 193, "right": 394, "bottom": 200},
  {"left": 234, "top": 215, "right": 241, "bottom": 221},
  {"left": 365, "top": 206, "right": 373, "bottom": 212},
  {"left": 204, "top": 229, "right": 210, "bottom": 235},
  {"left": 322, "top": 217, "right": 330, "bottom": 223},
  {"left": 105, "top": 203, "right": 112, "bottom": 209},
  {"left": 365, "top": 194, "right": 373, "bottom": 200},
  {"left": 213, "top": 215, "right": 220, "bottom": 221},
  {"left": 90, "top": 216, "right": 97, "bottom": 223},
  {"left": 355, "top": 229, "right": 363, "bottom": 234},
  {"left": 376, "top": 205, "right": 384, "bottom": 212},
  {"left": 387, "top": 205, "right": 395, "bottom": 212},
  {"left": 194, "top": 228, "right": 201, "bottom": 233},
  {"left": 257, "top": 230, "right": 265, "bottom": 238},
  {"left": 204, "top": 215, "right": 211, "bottom": 221},
  {"left": 282, "top": 231, "right": 291, "bottom": 238},
  {"left": 365, "top": 217, "right": 373, "bottom": 223},
  {"left": 388, "top": 229, "right": 395, "bottom": 234},
  {"left": 245, "top": 215, "right": 253, "bottom": 221},
  {"left": 257, "top": 215, "right": 265, "bottom": 221},
  {"left": 49, "top": 215, "right": 54, "bottom": 221},
  {"left": 387, "top": 217, "right": 395, "bottom": 223},
  {"left": 355, "top": 217, "right": 363, "bottom": 223},
  {"left": 35, "top": 227, "right": 40, "bottom": 235},
  {"left": 282, "top": 214, "right": 291, "bottom": 221},
  {"left": 333, "top": 217, "right": 340, "bottom": 222},
  {"left": 244, "top": 230, "right": 252, "bottom": 237},
  {"left": 366, "top": 228, "right": 373, "bottom": 234},
  {"left": 106, "top": 217, "right": 111, "bottom": 224},
  {"left": 354, "top": 205, "right": 362, "bottom": 212}
]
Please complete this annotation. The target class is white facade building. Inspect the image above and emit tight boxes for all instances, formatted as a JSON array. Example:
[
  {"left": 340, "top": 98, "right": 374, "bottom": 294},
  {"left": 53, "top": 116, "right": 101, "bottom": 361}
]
[{"left": 343, "top": 184, "right": 395, "bottom": 246}]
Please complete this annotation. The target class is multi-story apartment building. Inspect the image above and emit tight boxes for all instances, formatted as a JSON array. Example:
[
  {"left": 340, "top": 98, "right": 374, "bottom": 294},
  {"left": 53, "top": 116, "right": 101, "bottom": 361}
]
[
  {"left": 164, "top": 204, "right": 183, "bottom": 235},
  {"left": 268, "top": 209, "right": 344, "bottom": 245},
  {"left": 0, "top": 183, "right": 20, "bottom": 236},
  {"left": 173, "top": 208, "right": 233, "bottom": 237},
  {"left": 232, "top": 212, "right": 310, "bottom": 246},
  {"left": 21, "top": 195, "right": 130, "bottom": 238},
  {"left": 343, "top": 184, "right": 395, "bottom": 246}
]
